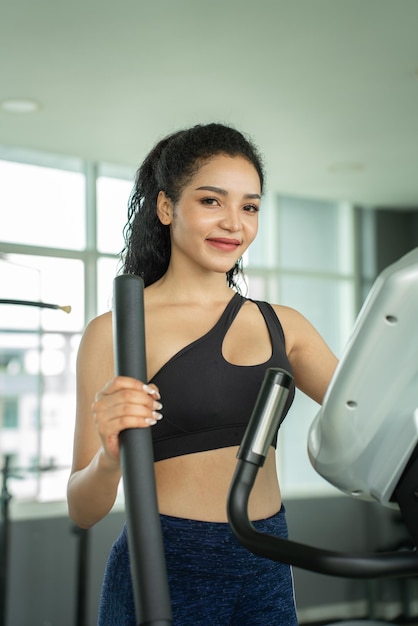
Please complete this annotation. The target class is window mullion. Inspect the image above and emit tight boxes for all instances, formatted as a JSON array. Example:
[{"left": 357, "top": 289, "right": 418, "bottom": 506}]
[{"left": 84, "top": 161, "right": 98, "bottom": 323}]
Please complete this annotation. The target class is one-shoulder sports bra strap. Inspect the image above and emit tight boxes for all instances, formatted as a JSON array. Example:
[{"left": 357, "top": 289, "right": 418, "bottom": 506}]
[
  {"left": 250, "top": 299, "right": 286, "bottom": 345},
  {"left": 216, "top": 292, "right": 246, "bottom": 336},
  {"left": 220, "top": 295, "right": 286, "bottom": 353},
  {"left": 149, "top": 293, "right": 244, "bottom": 383}
]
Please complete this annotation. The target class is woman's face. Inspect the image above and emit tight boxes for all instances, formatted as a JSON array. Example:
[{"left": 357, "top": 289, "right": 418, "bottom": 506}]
[{"left": 157, "top": 154, "right": 261, "bottom": 277}]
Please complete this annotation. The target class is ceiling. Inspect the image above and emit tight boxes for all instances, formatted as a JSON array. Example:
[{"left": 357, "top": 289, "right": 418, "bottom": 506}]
[{"left": 1, "top": 0, "right": 418, "bottom": 208}]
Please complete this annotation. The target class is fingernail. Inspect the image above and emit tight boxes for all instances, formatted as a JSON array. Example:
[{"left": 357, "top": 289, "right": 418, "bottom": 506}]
[
  {"left": 152, "top": 412, "right": 163, "bottom": 421},
  {"left": 143, "top": 384, "right": 161, "bottom": 399},
  {"left": 153, "top": 401, "right": 163, "bottom": 410},
  {"left": 145, "top": 417, "right": 157, "bottom": 426}
]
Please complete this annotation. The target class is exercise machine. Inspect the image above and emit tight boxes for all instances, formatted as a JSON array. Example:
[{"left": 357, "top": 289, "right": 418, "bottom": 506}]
[
  {"left": 114, "top": 247, "right": 418, "bottom": 625},
  {"left": 228, "top": 247, "right": 418, "bottom": 622}
]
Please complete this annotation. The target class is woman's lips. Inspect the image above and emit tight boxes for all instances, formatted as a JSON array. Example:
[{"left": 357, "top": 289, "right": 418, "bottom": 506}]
[{"left": 206, "top": 238, "right": 241, "bottom": 251}]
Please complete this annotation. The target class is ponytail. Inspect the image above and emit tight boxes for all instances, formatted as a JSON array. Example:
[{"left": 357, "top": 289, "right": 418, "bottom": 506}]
[{"left": 122, "top": 136, "right": 172, "bottom": 286}]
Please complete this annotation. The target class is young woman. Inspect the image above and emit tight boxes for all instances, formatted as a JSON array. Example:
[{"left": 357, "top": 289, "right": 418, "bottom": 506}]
[{"left": 67, "top": 123, "right": 338, "bottom": 625}]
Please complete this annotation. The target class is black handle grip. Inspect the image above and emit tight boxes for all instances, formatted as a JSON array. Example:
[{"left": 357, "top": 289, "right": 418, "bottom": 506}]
[
  {"left": 113, "top": 274, "right": 172, "bottom": 625},
  {"left": 227, "top": 367, "right": 418, "bottom": 579},
  {"left": 238, "top": 368, "right": 293, "bottom": 466}
]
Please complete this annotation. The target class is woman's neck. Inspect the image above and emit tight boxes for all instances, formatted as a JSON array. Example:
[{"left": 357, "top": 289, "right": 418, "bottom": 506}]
[{"left": 147, "top": 266, "right": 235, "bottom": 305}]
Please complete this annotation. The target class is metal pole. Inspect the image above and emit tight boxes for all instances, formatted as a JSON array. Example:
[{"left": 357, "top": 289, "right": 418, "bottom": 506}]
[
  {"left": 113, "top": 274, "right": 172, "bottom": 626},
  {"left": 0, "top": 456, "right": 12, "bottom": 626}
]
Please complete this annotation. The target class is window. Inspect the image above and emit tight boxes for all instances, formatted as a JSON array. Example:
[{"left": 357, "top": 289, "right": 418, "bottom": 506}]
[
  {"left": 96, "top": 168, "right": 134, "bottom": 314},
  {"left": 0, "top": 151, "right": 134, "bottom": 502},
  {"left": 2, "top": 398, "right": 19, "bottom": 429},
  {"left": 245, "top": 194, "right": 357, "bottom": 495},
  {"left": 0, "top": 158, "right": 85, "bottom": 249},
  {"left": 0, "top": 150, "right": 358, "bottom": 504},
  {"left": 97, "top": 173, "right": 132, "bottom": 255}
]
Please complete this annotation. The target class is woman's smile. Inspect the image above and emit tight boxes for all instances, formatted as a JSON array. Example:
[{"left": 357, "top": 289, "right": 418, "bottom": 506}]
[{"left": 206, "top": 237, "right": 241, "bottom": 252}]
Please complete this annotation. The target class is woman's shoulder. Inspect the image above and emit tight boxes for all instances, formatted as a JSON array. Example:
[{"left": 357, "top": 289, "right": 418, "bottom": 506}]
[
  {"left": 269, "top": 303, "right": 307, "bottom": 324},
  {"left": 252, "top": 299, "right": 305, "bottom": 327},
  {"left": 267, "top": 303, "right": 321, "bottom": 354},
  {"left": 85, "top": 310, "right": 113, "bottom": 334},
  {"left": 269, "top": 301, "right": 338, "bottom": 401},
  {"left": 80, "top": 311, "right": 113, "bottom": 346},
  {"left": 77, "top": 311, "right": 114, "bottom": 369}
]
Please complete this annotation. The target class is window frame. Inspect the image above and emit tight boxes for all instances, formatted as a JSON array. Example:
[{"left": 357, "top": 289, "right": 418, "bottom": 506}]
[{"left": 0, "top": 148, "right": 362, "bottom": 503}]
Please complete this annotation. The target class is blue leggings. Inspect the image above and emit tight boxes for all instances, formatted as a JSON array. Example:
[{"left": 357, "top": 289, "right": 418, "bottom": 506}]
[{"left": 98, "top": 506, "right": 298, "bottom": 625}]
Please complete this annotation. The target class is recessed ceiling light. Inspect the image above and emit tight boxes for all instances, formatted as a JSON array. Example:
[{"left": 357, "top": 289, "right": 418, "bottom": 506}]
[
  {"left": 1, "top": 98, "right": 41, "bottom": 113},
  {"left": 328, "top": 162, "right": 364, "bottom": 174}
]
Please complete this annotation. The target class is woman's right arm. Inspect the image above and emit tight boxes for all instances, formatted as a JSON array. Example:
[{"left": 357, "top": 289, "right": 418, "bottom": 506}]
[{"left": 67, "top": 312, "right": 161, "bottom": 529}]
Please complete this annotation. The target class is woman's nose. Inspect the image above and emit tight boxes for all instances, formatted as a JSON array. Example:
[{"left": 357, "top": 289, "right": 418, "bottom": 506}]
[{"left": 219, "top": 207, "right": 241, "bottom": 232}]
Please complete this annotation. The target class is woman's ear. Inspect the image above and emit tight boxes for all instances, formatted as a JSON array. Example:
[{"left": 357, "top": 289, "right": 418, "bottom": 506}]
[{"left": 156, "top": 191, "right": 173, "bottom": 225}]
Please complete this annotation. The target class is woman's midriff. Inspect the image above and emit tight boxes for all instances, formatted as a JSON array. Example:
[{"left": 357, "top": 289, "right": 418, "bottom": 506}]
[{"left": 154, "top": 446, "right": 282, "bottom": 522}]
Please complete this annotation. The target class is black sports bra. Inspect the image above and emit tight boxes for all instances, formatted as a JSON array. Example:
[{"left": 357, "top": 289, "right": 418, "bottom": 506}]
[{"left": 149, "top": 293, "right": 295, "bottom": 462}]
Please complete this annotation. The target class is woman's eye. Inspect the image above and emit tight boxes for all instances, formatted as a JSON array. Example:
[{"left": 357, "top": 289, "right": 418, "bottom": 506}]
[
  {"left": 244, "top": 204, "right": 259, "bottom": 213},
  {"left": 201, "top": 197, "right": 219, "bottom": 206}
]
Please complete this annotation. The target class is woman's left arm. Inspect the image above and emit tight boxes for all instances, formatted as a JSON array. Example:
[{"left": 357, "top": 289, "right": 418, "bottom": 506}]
[{"left": 274, "top": 305, "right": 339, "bottom": 405}]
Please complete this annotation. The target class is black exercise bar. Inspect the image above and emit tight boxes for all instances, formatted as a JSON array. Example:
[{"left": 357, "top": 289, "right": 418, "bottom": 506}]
[
  {"left": 227, "top": 367, "right": 418, "bottom": 579},
  {"left": 113, "top": 274, "right": 172, "bottom": 626}
]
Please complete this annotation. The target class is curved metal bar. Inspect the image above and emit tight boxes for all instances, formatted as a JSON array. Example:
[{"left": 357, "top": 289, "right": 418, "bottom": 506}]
[
  {"left": 227, "top": 368, "right": 418, "bottom": 579},
  {"left": 228, "top": 460, "right": 418, "bottom": 579}
]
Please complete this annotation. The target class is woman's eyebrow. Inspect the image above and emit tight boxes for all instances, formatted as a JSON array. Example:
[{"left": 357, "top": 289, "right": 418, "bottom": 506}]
[{"left": 195, "top": 185, "right": 261, "bottom": 200}]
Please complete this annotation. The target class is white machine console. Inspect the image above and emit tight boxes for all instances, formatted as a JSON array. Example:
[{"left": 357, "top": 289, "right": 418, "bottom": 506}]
[{"left": 308, "top": 247, "right": 418, "bottom": 509}]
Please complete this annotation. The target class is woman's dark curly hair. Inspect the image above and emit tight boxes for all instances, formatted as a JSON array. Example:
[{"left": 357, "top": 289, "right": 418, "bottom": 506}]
[{"left": 122, "top": 122, "right": 265, "bottom": 289}]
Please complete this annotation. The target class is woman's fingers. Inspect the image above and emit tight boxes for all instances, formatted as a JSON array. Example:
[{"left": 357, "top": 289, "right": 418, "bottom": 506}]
[
  {"left": 99, "top": 375, "right": 148, "bottom": 397},
  {"left": 92, "top": 376, "right": 163, "bottom": 457}
]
